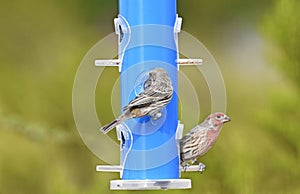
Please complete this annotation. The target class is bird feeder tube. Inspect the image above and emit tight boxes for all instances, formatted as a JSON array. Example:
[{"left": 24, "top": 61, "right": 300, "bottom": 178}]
[{"left": 95, "top": 0, "right": 203, "bottom": 190}]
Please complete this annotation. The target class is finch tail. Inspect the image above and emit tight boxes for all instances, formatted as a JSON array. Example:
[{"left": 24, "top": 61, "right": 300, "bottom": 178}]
[
  {"left": 99, "top": 113, "right": 128, "bottom": 134},
  {"left": 100, "top": 120, "right": 118, "bottom": 134}
]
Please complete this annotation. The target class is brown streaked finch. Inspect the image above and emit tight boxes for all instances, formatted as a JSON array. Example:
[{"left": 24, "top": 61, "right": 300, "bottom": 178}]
[
  {"left": 100, "top": 67, "right": 173, "bottom": 134},
  {"left": 180, "top": 112, "right": 231, "bottom": 171}
]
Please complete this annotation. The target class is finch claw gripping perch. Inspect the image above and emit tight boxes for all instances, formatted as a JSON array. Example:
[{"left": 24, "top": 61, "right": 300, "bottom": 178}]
[
  {"left": 198, "top": 162, "right": 206, "bottom": 173},
  {"left": 151, "top": 112, "right": 162, "bottom": 120},
  {"left": 182, "top": 163, "right": 190, "bottom": 172}
]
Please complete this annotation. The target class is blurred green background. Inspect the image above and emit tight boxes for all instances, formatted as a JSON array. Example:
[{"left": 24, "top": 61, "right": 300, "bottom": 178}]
[{"left": 0, "top": 0, "right": 299, "bottom": 193}]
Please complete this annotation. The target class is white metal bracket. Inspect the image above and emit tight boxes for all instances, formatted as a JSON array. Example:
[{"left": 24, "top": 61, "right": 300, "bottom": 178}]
[
  {"left": 95, "top": 58, "right": 202, "bottom": 70},
  {"left": 96, "top": 164, "right": 205, "bottom": 173},
  {"left": 95, "top": 59, "right": 120, "bottom": 67},
  {"left": 177, "top": 58, "right": 203, "bottom": 66}
]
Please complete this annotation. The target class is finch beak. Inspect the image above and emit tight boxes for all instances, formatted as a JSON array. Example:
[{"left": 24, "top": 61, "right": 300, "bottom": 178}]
[{"left": 223, "top": 116, "right": 231, "bottom": 123}]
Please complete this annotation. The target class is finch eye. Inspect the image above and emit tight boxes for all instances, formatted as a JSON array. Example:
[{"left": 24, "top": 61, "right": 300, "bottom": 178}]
[{"left": 216, "top": 115, "right": 221, "bottom": 119}]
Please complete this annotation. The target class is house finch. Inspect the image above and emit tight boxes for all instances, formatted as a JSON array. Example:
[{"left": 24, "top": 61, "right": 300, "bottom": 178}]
[
  {"left": 180, "top": 112, "right": 231, "bottom": 170},
  {"left": 100, "top": 67, "right": 173, "bottom": 134}
]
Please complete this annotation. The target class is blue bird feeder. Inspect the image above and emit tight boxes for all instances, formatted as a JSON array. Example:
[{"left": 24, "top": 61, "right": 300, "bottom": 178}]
[{"left": 95, "top": 0, "right": 203, "bottom": 190}]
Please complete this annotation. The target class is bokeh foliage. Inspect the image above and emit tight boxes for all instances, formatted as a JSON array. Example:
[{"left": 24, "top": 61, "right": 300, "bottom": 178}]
[
  {"left": 262, "top": 0, "right": 300, "bottom": 88},
  {"left": 0, "top": 0, "right": 299, "bottom": 194}
]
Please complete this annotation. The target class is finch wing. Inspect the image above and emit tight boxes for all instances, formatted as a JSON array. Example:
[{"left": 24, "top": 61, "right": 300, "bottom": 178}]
[
  {"left": 180, "top": 126, "right": 206, "bottom": 158},
  {"left": 123, "top": 85, "right": 171, "bottom": 111},
  {"left": 123, "top": 93, "right": 163, "bottom": 111}
]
